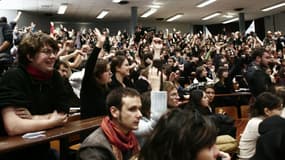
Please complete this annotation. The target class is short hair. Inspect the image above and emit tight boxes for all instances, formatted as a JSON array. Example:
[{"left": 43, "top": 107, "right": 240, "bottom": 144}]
[
  {"left": 18, "top": 32, "right": 59, "bottom": 66},
  {"left": 251, "top": 47, "right": 267, "bottom": 60},
  {"left": 106, "top": 87, "right": 141, "bottom": 117},
  {"left": 54, "top": 60, "right": 69, "bottom": 70},
  {"left": 0, "top": 16, "right": 7, "bottom": 23},
  {"left": 139, "top": 109, "right": 217, "bottom": 160},
  {"left": 110, "top": 55, "right": 127, "bottom": 73},
  {"left": 251, "top": 92, "right": 283, "bottom": 117}
]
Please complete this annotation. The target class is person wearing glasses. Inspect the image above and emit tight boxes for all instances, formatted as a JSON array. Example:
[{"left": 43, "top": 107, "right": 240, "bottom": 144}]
[{"left": 0, "top": 32, "right": 69, "bottom": 160}]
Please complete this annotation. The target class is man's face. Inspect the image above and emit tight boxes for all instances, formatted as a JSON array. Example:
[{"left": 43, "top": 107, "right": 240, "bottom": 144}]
[
  {"left": 58, "top": 64, "right": 69, "bottom": 79},
  {"left": 114, "top": 96, "right": 142, "bottom": 133},
  {"left": 261, "top": 51, "right": 271, "bottom": 67}
]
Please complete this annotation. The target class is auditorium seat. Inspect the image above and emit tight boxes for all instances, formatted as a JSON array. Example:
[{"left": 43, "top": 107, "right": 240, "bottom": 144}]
[{"left": 215, "top": 106, "right": 238, "bottom": 120}]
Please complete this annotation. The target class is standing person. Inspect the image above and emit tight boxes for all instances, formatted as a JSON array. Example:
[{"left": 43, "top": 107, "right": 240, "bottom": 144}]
[
  {"left": 138, "top": 109, "right": 231, "bottom": 160},
  {"left": 245, "top": 47, "right": 273, "bottom": 97},
  {"left": 78, "top": 87, "right": 142, "bottom": 160},
  {"left": 238, "top": 92, "right": 283, "bottom": 160},
  {"left": 80, "top": 28, "right": 112, "bottom": 119},
  {"left": 0, "top": 32, "right": 69, "bottom": 160}
]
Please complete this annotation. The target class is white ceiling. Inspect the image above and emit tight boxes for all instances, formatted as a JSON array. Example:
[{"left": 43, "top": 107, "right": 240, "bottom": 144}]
[{"left": 0, "top": 0, "right": 285, "bottom": 24}]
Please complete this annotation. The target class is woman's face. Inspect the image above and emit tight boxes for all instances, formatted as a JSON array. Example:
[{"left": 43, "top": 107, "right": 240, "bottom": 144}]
[
  {"left": 222, "top": 70, "right": 229, "bottom": 78},
  {"left": 116, "top": 59, "right": 130, "bottom": 77},
  {"left": 98, "top": 64, "right": 112, "bottom": 84},
  {"left": 167, "top": 88, "right": 180, "bottom": 108},
  {"left": 196, "top": 144, "right": 220, "bottom": 160},
  {"left": 28, "top": 45, "right": 56, "bottom": 73},
  {"left": 205, "top": 88, "right": 215, "bottom": 103},
  {"left": 200, "top": 92, "right": 209, "bottom": 108}
]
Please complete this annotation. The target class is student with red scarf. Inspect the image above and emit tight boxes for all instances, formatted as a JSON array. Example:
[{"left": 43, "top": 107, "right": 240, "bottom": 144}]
[{"left": 78, "top": 87, "right": 142, "bottom": 160}]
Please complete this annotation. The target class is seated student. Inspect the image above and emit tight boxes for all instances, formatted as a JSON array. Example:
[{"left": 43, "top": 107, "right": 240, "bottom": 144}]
[
  {"left": 251, "top": 115, "right": 285, "bottom": 160},
  {"left": 134, "top": 67, "right": 167, "bottom": 146},
  {"left": 54, "top": 60, "right": 80, "bottom": 107},
  {"left": 80, "top": 28, "right": 112, "bottom": 119},
  {"left": 0, "top": 32, "right": 69, "bottom": 160},
  {"left": 238, "top": 92, "right": 283, "bottom": 160},
  {"left": 78, "top": 87, "right": 142, "bottom": 160},
  {"left": 162, "top": 81, "right": 181, "bottom": 108},
  {"left": 138, "top": 109, "right": 230, "bottom": 160}
]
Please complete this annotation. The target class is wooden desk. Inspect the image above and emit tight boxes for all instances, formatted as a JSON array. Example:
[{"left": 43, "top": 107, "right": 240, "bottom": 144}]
[{"left": 0, "top": 116, "right": 103, "bottom": 160}]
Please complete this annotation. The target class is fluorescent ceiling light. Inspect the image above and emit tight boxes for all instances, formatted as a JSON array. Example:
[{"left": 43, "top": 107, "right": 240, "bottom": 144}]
[
  {"left": 202, "top": 12, "right": 221, "bottom": 20},
  {"left": 222, "top": 14, "right": 234, "bottom": 18},
  {"left": 96, "top": 10, "right": 109, "bottom": 19},
  {"left": 222, "top": 17, "right": 239, "bottom": 24},
  {"left": 112, "top": 0, "right": 121, "bottom": 3},
  {"left": 166, "top": 13, "right": 183, "bottom": 22},
  {"left": 57, "top": 4, "right": 68, "bottom": 14},
  {"left": 149, "top": 5, "right": 160, "bottom": 9},
  {"left": 196, "top": 0, "right": 216, "bottom": 8},
  {"left": 141, "top": 8, "right": 158, "bottom": 18},
  {"left": 262, "top": 2, "right": 285, "bottom": 12}
]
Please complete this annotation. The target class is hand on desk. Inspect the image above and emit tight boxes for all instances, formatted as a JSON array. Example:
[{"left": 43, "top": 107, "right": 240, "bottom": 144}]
[{"left": 48, "top": 110, "right": 68, "bottom": 127}]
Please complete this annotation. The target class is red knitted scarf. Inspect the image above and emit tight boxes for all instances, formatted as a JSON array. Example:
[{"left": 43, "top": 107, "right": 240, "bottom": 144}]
[{"left": 101, "top": 116, "right": 139, "bottom": 153}]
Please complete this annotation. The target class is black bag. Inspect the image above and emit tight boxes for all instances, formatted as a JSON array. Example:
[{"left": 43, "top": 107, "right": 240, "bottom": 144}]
[{"left": 209, "top": 113, "right": 236, "bottom": 138}]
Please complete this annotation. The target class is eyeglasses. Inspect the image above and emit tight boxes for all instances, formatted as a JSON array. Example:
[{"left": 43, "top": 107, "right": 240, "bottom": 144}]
[{"left": 40, "top": 48, "right": 56, "bottom": 56}]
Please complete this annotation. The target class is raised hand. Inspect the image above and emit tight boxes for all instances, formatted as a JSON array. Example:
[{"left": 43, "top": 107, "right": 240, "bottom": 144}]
[
  {"left": 94, "top": 28, "right": 106, "bottom": 48},
  {"left": 148, "top": 67, "right": 161, "bottom": 91}
]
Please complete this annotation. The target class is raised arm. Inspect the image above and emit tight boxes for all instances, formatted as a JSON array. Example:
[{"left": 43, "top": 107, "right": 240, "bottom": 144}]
[
  {"left": 134, "top": 67, "right": 167, "bottom": 136},
  {"left": 82, "top": 28, "right": 106, "bottom": 82}
]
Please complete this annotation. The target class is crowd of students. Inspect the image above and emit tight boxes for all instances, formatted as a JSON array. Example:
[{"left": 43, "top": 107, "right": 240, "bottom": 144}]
[{"left": 1, "top": 17, "right": 285, "bottom": 160}]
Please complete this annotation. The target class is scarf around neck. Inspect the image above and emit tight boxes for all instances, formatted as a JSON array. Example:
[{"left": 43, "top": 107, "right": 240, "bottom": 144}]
[
  {"left": 26, "top": 64, "right": 53, "bottom": 80},
  {"left": 101, "top": 116, "right": 139, "bottom": 154}
]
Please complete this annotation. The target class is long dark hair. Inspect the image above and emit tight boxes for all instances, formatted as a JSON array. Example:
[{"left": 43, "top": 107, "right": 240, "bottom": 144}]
[
  {"left": 139, "top": 109, "right": 217, "bottom": 160},
  {"left": 250, "top": 92, "right": 282, "bottom": 117}
]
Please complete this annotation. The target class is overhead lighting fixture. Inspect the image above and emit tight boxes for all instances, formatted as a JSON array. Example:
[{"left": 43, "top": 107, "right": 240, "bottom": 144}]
[
  {"left": 196, "top": 0, "right": 216, "bottom": 8},
  {"left": 262, "top": 2, "right": 285, "bottom": 12},
  {"left": 202, "top": 12, "right": 221, "bottom": 20},
  {"left": 96, "top": 10, "right": 109, "bottom": 19},
  {"left": 57, "top": 4, "right": 68, "bottom": 14},
  {"left": 222, "top": 14, "right": 234, "bottom": 18},
  {"left": 141, "top": 8, "right": 158, "bottom": 18},
  {"left": 166, "top": 13, "right": 183, "bottom": 22},
  {"left": 112, "top": 0, "right": 121, "bottom": 3},
  {"left": 222, "top": 17, "right": 239, "bottom": 24},
  {"left": 149, "top": 5, "right": 160, "bottom": 9}
]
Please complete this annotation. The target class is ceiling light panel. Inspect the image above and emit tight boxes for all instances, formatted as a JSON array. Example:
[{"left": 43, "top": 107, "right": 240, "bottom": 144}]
[
  {"left": 262, "top": 2, "right": 285, "bottom": 12},
  {"left": 196, "top": 0, "right": 216, "bottom": 8}
]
